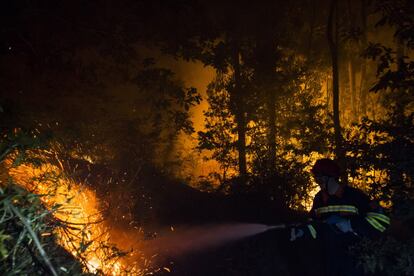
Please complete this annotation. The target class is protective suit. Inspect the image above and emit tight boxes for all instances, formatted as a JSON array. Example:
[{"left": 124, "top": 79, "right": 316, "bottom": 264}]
[{"left": 291, "top": 159, "right": 390, "bottom": 276}]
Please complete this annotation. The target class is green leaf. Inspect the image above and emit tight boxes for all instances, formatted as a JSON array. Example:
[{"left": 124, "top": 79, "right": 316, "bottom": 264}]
[{"left": 0, "top": 231, "right": 11, "bottom": 259}]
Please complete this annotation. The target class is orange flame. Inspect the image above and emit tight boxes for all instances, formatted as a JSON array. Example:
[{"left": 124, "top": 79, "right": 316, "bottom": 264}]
[{"left": 4, "top": 150, "right": 144, "bottom": 275}]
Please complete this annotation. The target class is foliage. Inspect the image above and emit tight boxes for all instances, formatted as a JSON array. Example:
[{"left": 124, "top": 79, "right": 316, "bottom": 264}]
[
  {"left": 344, "top": 115, "right": 413, "bottom": 204},
  {"left": 275, "top": 72, "right": 332, "bottom": 208},
  {"left": 373, "top": 0, "right": 414, "bottom": 49},
  {"left": 0, "top": 183, "right": 85, "bottom": 275},
  {"left": 197, "top": 52, "right": 331, "bottom": 209},
  {"left": 197, "top": 73, "right": 238, "bottom": 183},
  {"left": 350, "top": 237, "right": 414, "bottom": 275},
  {"left": 344, "top": 1, "right": 414, "bottom": 273},
  {"left": 274, "top": 69, "right": 333, "bottom": 156},
  {"left": 345, "top": 0, "right": 414, "bottom": 205}
]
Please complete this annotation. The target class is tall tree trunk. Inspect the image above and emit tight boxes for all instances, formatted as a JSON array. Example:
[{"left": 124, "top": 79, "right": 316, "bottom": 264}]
[
  {"left": 326, "top": 74, "right": 331, "bottom": 112},
  {"left": 359, "top": 0, "right": 368, "bottom": 119},
  {"left": 267, "top": 90, "right": 276, "bottom": 174},
  {"left": 232, "top": 41, "right": 247, "bottom": 183},
  {"left": 396, "top": 36, "right": 405, "bottom": 119},
  {"left": 256, "top": 37, "right": 277, "bottom": 176},
  {"left": 307, "top": 0, "right": 316, "bottom": 56},
  {"left": 348, "top": 58, "right": 357, "bottom": 122},
  {"left": 327, "top": 0, "right": 345, "bottom": 181},
  {"left": 346, "top": 0, "right": 358, "bottom": 123},
  {"left": 371, "top": 93, "right": 376, "bottom": 121}
]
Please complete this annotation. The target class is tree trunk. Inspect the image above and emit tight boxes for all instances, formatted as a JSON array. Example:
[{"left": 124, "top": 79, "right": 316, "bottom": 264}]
[
  {"left": 267, "top": 91, "right": 276, "bottom": 174},
  {"left": 307, "top": 0, "right": 316, "bottom": 56},
  {"left": 327, "top": 0, "right": 345, "bottom": 181},
  {"left": 346, "top": 0, "right": 358, "bottom": 123},
  {"left": 232, "top": 41, "right": 247, "bottom": 183},
  {"left": 326, "top": 74, "right": 331, "bottom": 112},
  {"left": 255, "top": 37, "right": 277, "bottom": 176},
  {"left": 396, "top": 36, "right": 405, "bottom": 119},
  {"left": 359, "top": 0, "right": 368, "bottom": 119},
  {"left": 347, "top": 58, "right": 357, "bottom": 122}
]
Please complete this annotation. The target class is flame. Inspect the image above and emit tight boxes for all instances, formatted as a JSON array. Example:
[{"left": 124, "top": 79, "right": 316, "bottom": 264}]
[{"left": 4, "top": 150, "right": 144, "bottom": 275}]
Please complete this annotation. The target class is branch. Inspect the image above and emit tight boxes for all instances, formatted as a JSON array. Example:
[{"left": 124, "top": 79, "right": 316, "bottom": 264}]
[{"left": 8, "top": 203, "right": 58, "bottom": 276}]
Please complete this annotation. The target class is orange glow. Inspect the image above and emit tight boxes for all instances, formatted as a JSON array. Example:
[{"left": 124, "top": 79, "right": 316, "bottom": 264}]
[{"left": 4, "top": 150, "right": 145, "bottom": 275}]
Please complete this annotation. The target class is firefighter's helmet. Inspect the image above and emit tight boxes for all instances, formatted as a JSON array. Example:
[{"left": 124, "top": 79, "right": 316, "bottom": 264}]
[{"left": 311, "top": 158, "right": 341, "bottom": 177}]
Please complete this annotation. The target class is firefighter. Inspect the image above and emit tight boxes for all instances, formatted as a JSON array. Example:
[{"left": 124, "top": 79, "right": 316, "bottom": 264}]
[{"left": 290, "top": 158, "right": 390, "bottom": 275}]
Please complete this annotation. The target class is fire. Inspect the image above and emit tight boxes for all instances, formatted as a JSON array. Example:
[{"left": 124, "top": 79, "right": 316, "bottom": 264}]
[{"left": 4, "top": 150, "right": 144, "bottom": 275}]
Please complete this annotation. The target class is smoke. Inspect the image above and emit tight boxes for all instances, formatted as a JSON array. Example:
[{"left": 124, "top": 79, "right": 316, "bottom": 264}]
[{"left": 137, "top": 223, "right": 272, "bottom": 258}]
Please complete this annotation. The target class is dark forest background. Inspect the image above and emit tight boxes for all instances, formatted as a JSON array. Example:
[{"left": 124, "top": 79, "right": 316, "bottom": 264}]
[{"left": 0, "top": 0, "right": 413, "bottom": 275}]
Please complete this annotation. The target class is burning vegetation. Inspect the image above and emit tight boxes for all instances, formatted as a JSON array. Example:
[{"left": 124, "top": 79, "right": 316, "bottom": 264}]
[{"left": 0, "top": 138, "right": 151, "bottom": 275}]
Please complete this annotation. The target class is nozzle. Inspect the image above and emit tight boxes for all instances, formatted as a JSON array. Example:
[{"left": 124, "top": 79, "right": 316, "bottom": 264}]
[{"left": 266, "top": 224, "right": 286, "bottom": 230}]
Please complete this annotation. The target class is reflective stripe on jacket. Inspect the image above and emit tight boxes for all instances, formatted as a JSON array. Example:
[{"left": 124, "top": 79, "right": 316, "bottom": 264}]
[
  {"left": 310, "top": 186, "right": 390, "bottom": 235},
  {"left": 315, "top": 205, "right": 359, "bottom": 216},
  {"left": 315, "top": 205, "right": 390, "bottom": 233},
  {"left": 365, "top": 212, "right": 390, "bottom": 232}
]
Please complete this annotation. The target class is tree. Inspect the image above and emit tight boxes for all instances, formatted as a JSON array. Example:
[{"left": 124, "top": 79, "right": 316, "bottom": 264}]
[
  {"left": 253, "top": 30, "right": 279, "bottom": 176},
  {"left": 198, "top": 72, "right": 238, "bottom": 187},
  {"left": 327, "top": 0, "right": 346, "bottom": 179},
  {"left": 231, "top": 38, "right": 248, "bottom": 182},
  {"left": 359, "top": 0, "right": 369, "bottom": 119},
  {"left": 346, "top": 1, "right": 414, "bottom": 272}
]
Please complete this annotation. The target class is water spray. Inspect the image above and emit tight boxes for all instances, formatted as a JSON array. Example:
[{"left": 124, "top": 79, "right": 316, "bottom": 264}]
[
  {"left": 265, "top": 224, "right": 288, "bottom": 230},
  {"left": 139, "top": 222, "right": 291, "bottom": 260}
]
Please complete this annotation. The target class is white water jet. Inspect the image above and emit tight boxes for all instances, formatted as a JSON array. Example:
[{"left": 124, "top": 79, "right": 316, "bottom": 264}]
[{"left": 141, "top": 223, "right": 285, "bottom": 258}]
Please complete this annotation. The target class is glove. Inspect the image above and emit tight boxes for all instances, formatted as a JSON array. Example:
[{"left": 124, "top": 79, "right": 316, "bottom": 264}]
[
  {"left": 335, "top": 219, "right": 353, "bottom": 233},
  {"left": 325, "top": 215, "right": 343, "bottom": 225},
  {"left": 325, "top": 215, "right": 353, "bottom": 233},
  {"left": 290, "top": 227, "right": 304, "bottom": 241}
]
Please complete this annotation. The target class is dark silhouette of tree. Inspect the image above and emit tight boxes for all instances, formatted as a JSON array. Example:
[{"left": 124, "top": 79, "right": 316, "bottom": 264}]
[
  {"left": 231, "top": 38, "right": 248, "bottom": 182},
  {"left": 327, "top": 0, "right": 346, "bottom": 178},
  {"left": 253, "top": 31, "right": 278, "bottom": 176},
  {"left": 198, "top": 72, "right": 238, "bottom": 186},
  {"left": 359, "top": 0, "right": 369, "bottom": 119}
]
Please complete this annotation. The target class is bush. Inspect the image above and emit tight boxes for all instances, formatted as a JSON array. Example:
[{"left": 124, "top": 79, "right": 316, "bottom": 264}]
[
  {"left": 0, "top": 183, "right": 84, "bottom": 275},
  {"left": 350, "top": 236, "right": 414, "bottom": 275}
]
